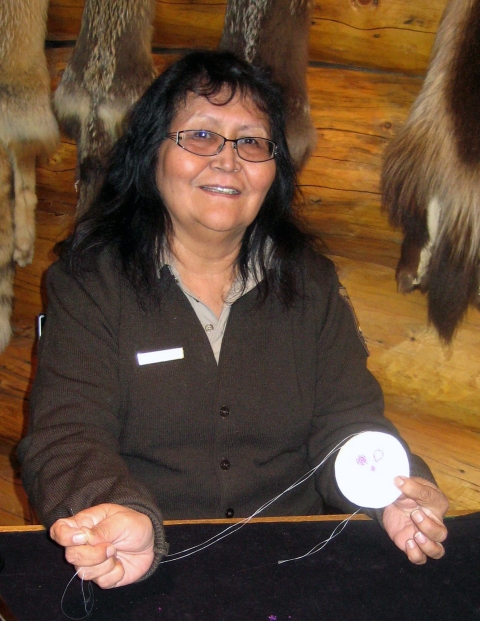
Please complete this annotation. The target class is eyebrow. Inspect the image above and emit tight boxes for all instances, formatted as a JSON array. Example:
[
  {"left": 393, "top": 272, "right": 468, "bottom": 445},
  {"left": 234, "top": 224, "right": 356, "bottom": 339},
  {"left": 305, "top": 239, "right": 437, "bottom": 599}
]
[{"left": 184, "top": 114, "right": 268, "bottom": 134}]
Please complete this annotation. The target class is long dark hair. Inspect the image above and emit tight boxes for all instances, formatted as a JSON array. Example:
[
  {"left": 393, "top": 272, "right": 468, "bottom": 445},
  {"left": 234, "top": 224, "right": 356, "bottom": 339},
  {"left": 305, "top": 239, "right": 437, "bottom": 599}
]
[{"left": 58, "top": 50, "right": 312, "bottom": 305}]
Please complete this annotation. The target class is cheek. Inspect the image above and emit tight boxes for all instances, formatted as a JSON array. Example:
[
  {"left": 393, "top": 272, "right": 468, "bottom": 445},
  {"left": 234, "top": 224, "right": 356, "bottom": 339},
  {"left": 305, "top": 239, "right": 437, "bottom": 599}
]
[
  {"left": 252, "top": 164, "right": 276, "bottom": 197},
  {"left": 156, "top": 152, "right": 193, "bottom": 196}
]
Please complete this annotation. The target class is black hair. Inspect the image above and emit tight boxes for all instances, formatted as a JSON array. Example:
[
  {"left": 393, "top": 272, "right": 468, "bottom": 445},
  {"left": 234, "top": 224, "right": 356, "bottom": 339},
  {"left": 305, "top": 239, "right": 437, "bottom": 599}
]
[{"left": 57, "top": 50, "right": 312, "bottom": 306}]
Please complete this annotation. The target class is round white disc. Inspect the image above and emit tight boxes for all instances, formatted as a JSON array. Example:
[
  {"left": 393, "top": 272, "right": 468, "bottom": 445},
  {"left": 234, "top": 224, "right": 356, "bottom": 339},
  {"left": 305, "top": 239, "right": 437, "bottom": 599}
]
[{"left": 334, "top": 431, "right": 410, "bottom": 509}]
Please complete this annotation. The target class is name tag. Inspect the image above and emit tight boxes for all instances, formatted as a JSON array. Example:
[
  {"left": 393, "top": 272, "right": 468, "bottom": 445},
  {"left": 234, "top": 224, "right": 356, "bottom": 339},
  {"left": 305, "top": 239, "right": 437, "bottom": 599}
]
[{"left": 137, "top": 347, "right": 184, "bottom": 366}]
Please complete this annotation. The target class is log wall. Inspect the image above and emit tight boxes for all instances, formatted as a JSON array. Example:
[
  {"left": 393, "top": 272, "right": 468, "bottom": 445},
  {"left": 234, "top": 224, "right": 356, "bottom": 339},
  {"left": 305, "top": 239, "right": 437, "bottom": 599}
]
[
  {"left": 46, "top": 0, "right": 447, "bottom": 75},
  {"left": 1, "top": 0, "right": 479, "bottom": 522}
]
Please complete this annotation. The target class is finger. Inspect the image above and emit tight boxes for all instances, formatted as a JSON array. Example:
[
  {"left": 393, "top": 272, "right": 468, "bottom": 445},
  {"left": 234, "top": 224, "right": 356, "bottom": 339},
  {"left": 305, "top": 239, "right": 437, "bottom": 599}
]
[
  {"left": 395, "top": 477, "right": 449, "bottom": 515},
  {"left": 76, "top": 557, "right": 125, "bottom": 589},
  {"left": 411, "top": 508, "right": 448, "bottom": 543},
  {"left": 413, "top": 530, "right": 446, "bottom": 560},
  {"left": 74, "top": 555, "right": 116, "bottom": 582},
  {"left": 50, "top": 520, "right": 88, "bottom": 547},
  {"left": 405, "top": 537, "right": 427, "bottom": 564},
  {"left": 65, "top": 542, "right": 116, "bottom": 568}
]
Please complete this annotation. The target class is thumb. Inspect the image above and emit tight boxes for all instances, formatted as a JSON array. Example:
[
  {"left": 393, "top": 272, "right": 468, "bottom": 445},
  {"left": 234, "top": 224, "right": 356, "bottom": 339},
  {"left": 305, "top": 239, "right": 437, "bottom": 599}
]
[{"left": 72, "top": 521, "right": 113, "bottom": 546}]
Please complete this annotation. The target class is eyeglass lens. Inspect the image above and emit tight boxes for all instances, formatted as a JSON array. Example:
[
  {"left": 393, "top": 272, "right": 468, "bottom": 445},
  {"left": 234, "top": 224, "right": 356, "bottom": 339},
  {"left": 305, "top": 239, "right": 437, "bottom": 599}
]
[{"left": 178, "top": 130, "right": 275, "bottom": 162}]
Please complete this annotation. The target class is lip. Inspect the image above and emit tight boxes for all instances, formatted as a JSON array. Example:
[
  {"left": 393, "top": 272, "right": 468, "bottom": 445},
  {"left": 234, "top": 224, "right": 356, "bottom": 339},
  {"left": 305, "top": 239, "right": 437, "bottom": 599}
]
[{"left": 200, "top": 185, "right": 241, "bottom": 196}]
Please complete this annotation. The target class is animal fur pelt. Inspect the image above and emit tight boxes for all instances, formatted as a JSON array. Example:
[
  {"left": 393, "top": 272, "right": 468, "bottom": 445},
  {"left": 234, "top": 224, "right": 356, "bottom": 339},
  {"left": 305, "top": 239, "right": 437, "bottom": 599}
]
[
  {"left": 54, "top": 0, "right": 157, "bottom": 216},
  {"left": 381, "top": 0, "right": 480, "bottom": 343},
  {"left": 0, "top": 0, "right": 59, "bottom": 352},
  {"left": 219, "top": 0, "right": 317, "bottom": 171}
]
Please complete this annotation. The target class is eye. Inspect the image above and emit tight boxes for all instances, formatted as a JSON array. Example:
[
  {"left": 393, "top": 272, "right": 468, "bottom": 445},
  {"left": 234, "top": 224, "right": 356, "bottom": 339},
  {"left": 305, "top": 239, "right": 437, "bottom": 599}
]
[
  {"left": 239, "top": 137, "right": 261, "bottom": 147},
  {"left": 190, "top": 130, "right": 215, "bottom": 141}
]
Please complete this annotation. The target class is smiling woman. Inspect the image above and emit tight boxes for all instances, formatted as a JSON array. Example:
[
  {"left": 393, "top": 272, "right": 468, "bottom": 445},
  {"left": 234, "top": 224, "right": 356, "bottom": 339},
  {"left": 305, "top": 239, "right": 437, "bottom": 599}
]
[
  {"left": 156, "top": 90, "right": 276, "bottom": 313},
  {"left": 18, "top": 51, "right": 449, "bottom": 590}
]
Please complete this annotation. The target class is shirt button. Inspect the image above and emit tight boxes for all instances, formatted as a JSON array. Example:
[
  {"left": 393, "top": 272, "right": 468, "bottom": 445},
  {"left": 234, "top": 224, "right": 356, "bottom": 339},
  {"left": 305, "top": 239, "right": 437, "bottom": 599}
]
[
  {"left": 220, "top": 405, "right": 230, "bottom": 418},
  {"left": 204, "top": 324, "right": 214, "bottom": 333},
  {"left": 220, "top": 458, "right": 230, "bottom": 470},
  {"left": 225, "top": 508, "right": 234, "bottom": 518}
]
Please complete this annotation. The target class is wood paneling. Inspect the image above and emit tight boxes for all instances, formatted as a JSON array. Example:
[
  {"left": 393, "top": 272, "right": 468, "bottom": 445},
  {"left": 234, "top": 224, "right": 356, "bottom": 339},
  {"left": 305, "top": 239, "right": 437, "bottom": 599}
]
[{"left": 45, "top": 0, "right": 449, "bottom": 74}]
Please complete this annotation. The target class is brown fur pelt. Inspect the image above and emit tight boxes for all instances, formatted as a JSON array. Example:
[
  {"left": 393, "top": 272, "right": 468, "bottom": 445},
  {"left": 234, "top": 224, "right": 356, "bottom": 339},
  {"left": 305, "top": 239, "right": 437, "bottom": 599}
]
[
  {"left": 381, "top": 0, "right": 480, "bottom": 343},
  {"left": 54, "top": 0, "right": 157, "bottom": 216},
  {"left": 220, "top": 0, "right": 316, "bottom": 171},
  {"left": 0, "top": 0, "right": 59, "bottom": 351}
]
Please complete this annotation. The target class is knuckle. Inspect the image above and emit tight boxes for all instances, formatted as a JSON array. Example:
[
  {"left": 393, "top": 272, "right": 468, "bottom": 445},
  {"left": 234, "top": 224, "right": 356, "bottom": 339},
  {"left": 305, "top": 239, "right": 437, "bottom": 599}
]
[
  {"left": 96, "top": 574, "right": 115, "bottom": 589},
  {"left": 435, "top": 526, "right": 448, "bottom": 543},
  {"left": 417, "top": 486, "right": 437, "bottom": 503},
  {"left": 433, "top": 546, "right": 446, "bottom": 560},
  {"left": 65, "top": 547, "right": 82, "bottom": 565}
]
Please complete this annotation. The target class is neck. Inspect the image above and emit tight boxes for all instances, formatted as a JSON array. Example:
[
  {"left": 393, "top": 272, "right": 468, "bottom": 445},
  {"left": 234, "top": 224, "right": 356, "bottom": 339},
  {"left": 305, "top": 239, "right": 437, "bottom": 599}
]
[
  {"left": 169, "top": 230, "right": 243, "bottom": 278},
  {"left": 169, "top": 235, "right": 242, "bottom": 317}
]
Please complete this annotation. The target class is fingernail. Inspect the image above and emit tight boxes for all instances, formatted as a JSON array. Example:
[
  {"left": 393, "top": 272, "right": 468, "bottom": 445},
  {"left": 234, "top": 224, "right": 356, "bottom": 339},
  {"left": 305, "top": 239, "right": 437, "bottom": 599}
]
[
  {"left": 106, "top": 545, "right": 116, "bottom": 559},
  {"left": 411, "top": 509, "right": 425, "bottom": 524},
  {"left": 72, "top": 533, "right": 88, "bottom": 544},
  {"left": 414, "top": 531, "right": 427, "bottom": 544},
  {"left": 394, "top": 476, "right": 405, "bottom": 487},
  {"left": 406, "top": 539, "right": 416, "bottom": 550}
]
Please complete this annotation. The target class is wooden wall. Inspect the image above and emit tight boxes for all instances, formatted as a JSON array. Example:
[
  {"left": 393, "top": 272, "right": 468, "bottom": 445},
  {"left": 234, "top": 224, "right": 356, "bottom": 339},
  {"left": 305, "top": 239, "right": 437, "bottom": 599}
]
[
  {"left": 46, "top": 0, "right": 446, "bottom": 75},
  {"left": 1, "top": 0, "right": 479, "bottom": 518}
]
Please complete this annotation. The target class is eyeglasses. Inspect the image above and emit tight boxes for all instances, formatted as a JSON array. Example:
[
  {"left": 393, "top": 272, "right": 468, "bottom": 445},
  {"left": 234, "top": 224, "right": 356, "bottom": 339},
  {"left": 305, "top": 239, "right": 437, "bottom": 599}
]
[{"left": 166, "top": 130, "right": 277, "bottom": 163}]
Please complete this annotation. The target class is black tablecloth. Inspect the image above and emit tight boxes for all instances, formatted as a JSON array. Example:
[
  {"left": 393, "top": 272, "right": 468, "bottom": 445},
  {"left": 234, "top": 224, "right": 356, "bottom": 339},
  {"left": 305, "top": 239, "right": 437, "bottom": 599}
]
[{"left": 0, "top": 513, "right": 479, "bottom": 621}]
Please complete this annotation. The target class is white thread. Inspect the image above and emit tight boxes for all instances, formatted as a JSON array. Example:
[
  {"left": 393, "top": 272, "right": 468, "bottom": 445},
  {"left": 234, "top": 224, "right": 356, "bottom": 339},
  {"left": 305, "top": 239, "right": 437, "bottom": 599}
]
[
  {"left": 277, "top": 508, "right": 362, "bottom": 564},
  {"left": 162, "top": 433, "right": 360, "bottom": 563},
  {"left": 59, "top": 429, "right": 389, "bottom": 617},
  {"left": 61, "top": 568, "right": 94, "bottom": 620}
]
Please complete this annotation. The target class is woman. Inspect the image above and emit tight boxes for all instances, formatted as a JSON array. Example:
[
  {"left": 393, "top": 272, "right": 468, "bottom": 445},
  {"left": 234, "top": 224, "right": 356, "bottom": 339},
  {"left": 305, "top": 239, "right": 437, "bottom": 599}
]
[{"left": 18, "top": 51, "right": 448, "bottom": 589}]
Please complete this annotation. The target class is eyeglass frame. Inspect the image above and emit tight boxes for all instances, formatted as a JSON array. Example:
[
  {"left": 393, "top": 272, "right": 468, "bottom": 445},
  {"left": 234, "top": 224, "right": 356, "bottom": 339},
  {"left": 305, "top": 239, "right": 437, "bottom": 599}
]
[{"left": 165, "top": 130, "right": 277, "bottom": 163}]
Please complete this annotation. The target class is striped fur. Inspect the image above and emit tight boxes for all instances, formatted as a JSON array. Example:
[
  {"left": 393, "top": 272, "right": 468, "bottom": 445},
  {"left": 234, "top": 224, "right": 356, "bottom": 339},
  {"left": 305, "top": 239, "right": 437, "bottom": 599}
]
[
  {"left": 0, "top": 0, "right": 59, "bottom": 352},
  {"left": 54, "top": 0, "right": 157, "bottom": 216},
  {"left": 381, "top": 0, "right": 480, "bottom": 342},
  {"left": 220, "top": 0, "right": 316, "bottom": 170}
]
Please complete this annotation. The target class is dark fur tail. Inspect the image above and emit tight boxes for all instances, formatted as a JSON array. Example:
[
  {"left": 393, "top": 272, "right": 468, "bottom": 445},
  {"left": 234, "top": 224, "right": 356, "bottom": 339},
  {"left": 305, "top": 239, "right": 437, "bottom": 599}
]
[{"left": 427, "top": 231, "right": 479, "bottom": 342}]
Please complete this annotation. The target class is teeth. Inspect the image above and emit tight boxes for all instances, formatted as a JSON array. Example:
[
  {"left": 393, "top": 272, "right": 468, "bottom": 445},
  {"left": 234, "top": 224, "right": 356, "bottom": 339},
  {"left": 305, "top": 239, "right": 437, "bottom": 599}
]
[{"left": 201, "top": 186, "right": 240, "bottom": 195}]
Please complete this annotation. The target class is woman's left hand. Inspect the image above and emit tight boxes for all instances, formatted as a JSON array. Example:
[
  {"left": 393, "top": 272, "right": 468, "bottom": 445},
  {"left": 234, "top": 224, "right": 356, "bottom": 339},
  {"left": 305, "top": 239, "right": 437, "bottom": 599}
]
[{"left": 382, "top": 476, "right": 449, "bottom": 564}]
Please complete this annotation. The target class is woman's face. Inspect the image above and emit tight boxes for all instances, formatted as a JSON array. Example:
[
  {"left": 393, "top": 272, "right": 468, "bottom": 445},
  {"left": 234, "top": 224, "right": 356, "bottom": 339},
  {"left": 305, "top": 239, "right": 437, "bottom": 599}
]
[{"left": 156, "top": 91, "right": 276, "bottom": 246}]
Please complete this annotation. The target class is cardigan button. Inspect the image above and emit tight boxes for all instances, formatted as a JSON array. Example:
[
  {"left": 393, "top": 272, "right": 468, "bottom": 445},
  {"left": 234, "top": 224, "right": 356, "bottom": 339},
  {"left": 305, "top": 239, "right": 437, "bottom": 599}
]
[
  {"left": 220, "top": 458, "right": 230, "bottom": 470},
  {"left": 225, "top": 508, "right": 234, "bottom": 518},
  {"left": 220, "top": 405, "right": 230, "bottom": 418}
]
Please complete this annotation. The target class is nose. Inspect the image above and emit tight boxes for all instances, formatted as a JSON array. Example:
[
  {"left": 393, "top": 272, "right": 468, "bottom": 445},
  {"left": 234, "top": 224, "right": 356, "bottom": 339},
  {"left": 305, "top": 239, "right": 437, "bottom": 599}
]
[{"left": 211, "top": 140, "right": 241, "bottom": 172}]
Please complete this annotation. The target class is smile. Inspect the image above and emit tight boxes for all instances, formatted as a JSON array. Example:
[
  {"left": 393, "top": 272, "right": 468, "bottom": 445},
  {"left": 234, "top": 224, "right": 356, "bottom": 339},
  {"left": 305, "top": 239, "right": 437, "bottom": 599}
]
[{"left": 200, "top": 185, "right": 240, "bottom": 195}]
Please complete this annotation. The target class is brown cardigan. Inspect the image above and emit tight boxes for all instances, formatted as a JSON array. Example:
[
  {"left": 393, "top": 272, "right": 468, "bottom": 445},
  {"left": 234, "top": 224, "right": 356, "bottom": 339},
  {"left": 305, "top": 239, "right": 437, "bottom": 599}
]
[{"left": 18, "top": 249, "right": 433, "bottom": 572}]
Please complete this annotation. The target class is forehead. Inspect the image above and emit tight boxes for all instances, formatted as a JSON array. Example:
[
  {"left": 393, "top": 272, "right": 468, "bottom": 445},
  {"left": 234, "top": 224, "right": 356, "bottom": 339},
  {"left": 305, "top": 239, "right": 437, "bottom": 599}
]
[{"left": 171, "top": 89, "right": 270, "bottom": 129}]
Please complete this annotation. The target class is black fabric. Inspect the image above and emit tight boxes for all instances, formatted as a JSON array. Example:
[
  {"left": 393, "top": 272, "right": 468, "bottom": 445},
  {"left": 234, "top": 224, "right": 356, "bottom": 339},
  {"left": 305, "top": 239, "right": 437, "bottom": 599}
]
[{"left": 0, "top": 514, "right": 479, "bottom": 621}]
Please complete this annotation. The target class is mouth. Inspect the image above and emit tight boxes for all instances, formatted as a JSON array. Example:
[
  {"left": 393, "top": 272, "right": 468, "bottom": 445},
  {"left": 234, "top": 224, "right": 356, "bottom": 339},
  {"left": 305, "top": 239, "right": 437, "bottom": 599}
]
[{"left": 200, "top": 185, "right": 241, "bottom": 196}]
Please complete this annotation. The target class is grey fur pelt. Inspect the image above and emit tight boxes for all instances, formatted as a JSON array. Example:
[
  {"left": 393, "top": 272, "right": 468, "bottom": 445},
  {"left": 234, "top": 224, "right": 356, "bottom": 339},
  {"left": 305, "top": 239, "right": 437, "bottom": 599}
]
[
  {"left": 220, "top": 0, "right": 316, "bottom": 171},
  {"left": 0, "top": 0, "right": 59, "bottom": 352},
  {"left": 54, "top": 0, "right": 157, "bottom": 216},
  {"left": 381, "top": 0, "right": 480, "bottom": 342}
]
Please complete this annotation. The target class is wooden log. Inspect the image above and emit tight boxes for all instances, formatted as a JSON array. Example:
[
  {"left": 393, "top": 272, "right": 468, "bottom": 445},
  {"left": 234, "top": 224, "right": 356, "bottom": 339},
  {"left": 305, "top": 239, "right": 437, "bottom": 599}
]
[
  {"left": 45, "top": 0, "right": 449, "bottom": 75},
  {"left": 311, "top": 0, "right": 447, "bottom": 74}
]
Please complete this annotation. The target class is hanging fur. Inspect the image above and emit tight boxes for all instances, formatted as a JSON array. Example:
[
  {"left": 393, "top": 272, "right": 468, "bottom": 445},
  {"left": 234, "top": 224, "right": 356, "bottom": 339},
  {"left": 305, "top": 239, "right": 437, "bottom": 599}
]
[
  {"left": 54, "top": 0, "right": 157, "bottom": 216},
  {"left": 0, "top": 0, "right": 59, "bottom": 352},
  {"left": 381, "top": 0, "right": 480, "bottom": 342},
  {"left": 219, "top": 0, "right": 317, "bottom": 170}
]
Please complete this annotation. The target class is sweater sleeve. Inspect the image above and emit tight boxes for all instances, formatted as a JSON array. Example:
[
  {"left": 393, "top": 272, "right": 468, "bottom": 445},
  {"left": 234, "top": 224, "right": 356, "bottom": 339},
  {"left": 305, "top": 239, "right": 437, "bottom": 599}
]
[
  {"left": 306, "top": 259, "right": 435, "bottom": 518},
  {"left": 17, "top": 257, "right": 167, "bottom": 575}
]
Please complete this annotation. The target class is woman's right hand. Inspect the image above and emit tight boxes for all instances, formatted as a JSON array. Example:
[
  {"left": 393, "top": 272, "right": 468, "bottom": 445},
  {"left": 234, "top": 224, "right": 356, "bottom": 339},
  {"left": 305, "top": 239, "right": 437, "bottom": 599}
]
[{"left": 50, "top": 503, "right": 155, "bottom": 588}]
